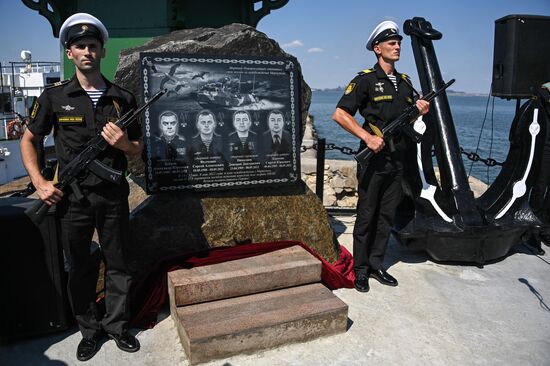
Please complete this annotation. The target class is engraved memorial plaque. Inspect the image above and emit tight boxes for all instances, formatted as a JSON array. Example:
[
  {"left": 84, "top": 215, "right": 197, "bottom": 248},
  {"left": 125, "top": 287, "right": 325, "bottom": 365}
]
[{"left": 140, "top": 53, "right": 301, "bottom": 193}]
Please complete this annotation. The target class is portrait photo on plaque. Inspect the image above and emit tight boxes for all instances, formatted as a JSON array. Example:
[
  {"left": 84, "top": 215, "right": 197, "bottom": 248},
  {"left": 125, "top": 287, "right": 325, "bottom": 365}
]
[{"left": 140, "top": 53, "right": 301, "bottom": 194}]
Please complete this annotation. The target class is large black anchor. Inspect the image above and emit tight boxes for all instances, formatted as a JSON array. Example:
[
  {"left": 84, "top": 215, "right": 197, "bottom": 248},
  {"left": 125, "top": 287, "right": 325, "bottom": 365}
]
[{"left": 396, "top": 17, "right": 548, "bottom": 264}]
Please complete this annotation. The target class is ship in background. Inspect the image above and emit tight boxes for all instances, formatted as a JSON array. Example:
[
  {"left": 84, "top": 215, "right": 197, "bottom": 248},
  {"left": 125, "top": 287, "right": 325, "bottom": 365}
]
[{"left": 0, "top": 50, "right": 60, "bottom": 185}]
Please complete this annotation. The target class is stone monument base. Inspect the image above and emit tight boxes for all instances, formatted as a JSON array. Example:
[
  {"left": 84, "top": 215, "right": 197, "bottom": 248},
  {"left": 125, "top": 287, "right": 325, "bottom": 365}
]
[{"left": 126, "top": 176, "right": 340, "bottom": 281}]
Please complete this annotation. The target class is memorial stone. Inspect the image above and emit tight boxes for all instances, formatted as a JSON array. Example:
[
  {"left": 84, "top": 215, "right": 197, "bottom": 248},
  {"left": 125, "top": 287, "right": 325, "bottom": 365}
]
[{"left": 114, "top": 24, "right": 339, "bottom": 280}]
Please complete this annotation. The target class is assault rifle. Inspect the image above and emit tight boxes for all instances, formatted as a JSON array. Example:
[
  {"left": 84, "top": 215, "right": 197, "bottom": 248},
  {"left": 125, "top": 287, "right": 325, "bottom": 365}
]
[
  {"left": 354, "top": 79, "right": 455, "bottom": 176},
  {"left": 25, "top": 89, "right": 167, "bottom": 226}
]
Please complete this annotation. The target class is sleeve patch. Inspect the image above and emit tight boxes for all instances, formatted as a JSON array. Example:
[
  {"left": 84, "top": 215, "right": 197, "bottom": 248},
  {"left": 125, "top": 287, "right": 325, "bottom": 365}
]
[
  {"left": 344, "top": 82, "right": 356, "bottom": 95},
  {"left": 30, "top": 100, "right": 40, "bottom": 119}
]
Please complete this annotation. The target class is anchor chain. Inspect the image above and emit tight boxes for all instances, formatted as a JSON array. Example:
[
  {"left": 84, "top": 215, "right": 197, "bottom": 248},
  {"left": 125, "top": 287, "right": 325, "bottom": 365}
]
[
  {"left": 459, "top": 147, "right": 503, "bottom": 167},
  {"left": 301, "top": 142, "right": 357, "bottom": 156},
  {"left": 300, "top": 142, "right": 504, "bottom": 167}
]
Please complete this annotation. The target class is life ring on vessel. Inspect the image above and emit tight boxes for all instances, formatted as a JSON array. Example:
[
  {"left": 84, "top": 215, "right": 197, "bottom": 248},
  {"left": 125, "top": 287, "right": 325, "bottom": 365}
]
[{"left": 7, "top": 120, "right": 24, "bottom": 139}]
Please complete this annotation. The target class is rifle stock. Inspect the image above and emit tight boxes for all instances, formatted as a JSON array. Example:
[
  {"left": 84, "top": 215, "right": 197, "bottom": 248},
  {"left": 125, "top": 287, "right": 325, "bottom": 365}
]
[
  {"left": 25, "top": 88, "right": 167, "bottom": 226},
  {"left": 354, "top": 79, "right": 455, "bottom": 176}
]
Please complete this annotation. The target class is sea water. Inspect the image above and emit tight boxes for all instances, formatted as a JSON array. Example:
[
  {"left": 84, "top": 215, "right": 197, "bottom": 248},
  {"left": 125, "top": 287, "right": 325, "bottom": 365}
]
[{"left": 309, "top": 90, "right": 519, "bottom": 184}]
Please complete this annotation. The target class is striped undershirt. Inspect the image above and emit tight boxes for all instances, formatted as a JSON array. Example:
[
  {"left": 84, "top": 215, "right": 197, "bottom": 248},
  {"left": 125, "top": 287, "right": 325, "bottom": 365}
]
[
  {"left": 387, "top": 74, "right": 398, "bottom": 91},
  {"left": 86, "top": 89, "right": 106, "bottom": 109}
]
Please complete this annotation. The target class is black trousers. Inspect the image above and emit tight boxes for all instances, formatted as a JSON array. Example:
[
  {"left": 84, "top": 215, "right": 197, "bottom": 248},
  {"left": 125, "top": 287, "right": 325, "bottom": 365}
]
[
  {"left": 57, "top": 183, "right": 131, "bottom": 338},
  {"left": 353, "top": 157, "right": 403, "bottom": 274}
]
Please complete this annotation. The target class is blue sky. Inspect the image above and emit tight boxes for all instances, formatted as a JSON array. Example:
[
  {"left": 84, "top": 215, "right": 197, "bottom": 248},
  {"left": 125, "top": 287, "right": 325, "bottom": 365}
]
[{"left": 1, "top": 0, "right": 549, "bottom": 93}]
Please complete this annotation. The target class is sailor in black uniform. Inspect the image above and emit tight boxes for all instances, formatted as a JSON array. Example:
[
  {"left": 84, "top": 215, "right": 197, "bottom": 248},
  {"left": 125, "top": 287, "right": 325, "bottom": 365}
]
[
  {"left": 332, "top": 20, "right": 430, "bottom": 292},
  {"left": 20, "top": 13, "right": 141, "bottom": 361}
]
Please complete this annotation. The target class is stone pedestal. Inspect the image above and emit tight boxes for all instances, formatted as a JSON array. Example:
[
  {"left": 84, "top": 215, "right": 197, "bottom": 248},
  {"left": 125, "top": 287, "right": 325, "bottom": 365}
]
[
  {"left": 126, "top": 178, "right": 339, "bottom": 280},
  {"left": 167, "top": 246, "right": 321, "bottom": 307},
  {"left": 167, "top": 246, "right": 348, "bottom": 365}
]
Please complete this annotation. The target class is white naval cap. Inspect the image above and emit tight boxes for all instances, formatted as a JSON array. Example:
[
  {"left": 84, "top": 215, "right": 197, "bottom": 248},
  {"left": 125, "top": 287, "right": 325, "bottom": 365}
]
[
  {"left": 59, "top": 13, "right": 109, "bottom": 48},
  {"left": 366, "top": 20, "right": 403, "bottom": 51}
]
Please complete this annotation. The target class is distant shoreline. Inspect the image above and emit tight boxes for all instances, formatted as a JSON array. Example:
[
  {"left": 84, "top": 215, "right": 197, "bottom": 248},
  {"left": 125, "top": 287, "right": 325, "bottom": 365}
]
[{"left": 312, "top": 87, "right": 488, "bottom": 97}]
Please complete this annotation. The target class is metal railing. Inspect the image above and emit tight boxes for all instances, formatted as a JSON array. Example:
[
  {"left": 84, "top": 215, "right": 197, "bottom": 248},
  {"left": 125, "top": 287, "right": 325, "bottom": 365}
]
[{"left": 301, "top": 137, "right": 503, "bottom": 206}]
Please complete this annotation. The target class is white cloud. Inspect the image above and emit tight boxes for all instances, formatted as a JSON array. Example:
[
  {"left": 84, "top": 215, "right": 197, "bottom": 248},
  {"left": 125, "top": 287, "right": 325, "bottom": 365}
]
[
  {"left": 307, "top": 47, "right": 324, "bottom": 53},
  {"left": 282, "top": 40, "right": 304, "bottom": 48}
]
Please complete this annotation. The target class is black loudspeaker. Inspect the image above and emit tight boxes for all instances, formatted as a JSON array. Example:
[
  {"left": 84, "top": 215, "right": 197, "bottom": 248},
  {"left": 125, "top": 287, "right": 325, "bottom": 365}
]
[
  {"left": 0, "top": 197, "right": 72, "bottom": 341},
  {"left": 492, "top": 14, "right": 550, "bottom": 99}
]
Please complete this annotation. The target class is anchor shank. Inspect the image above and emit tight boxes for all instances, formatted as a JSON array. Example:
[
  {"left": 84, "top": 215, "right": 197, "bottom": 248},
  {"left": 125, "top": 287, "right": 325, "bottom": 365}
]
[{"left": 404, "top": 17, "right": 484, "bottom": 226}]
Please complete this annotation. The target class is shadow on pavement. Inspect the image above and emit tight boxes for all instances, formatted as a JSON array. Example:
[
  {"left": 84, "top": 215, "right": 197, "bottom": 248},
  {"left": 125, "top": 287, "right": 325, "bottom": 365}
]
[
  {"left": 518, "top": 278, "right": 550, "bottom": 313},
  {"left": 0, "top": 326, "right": 78, "bottom": 366}
]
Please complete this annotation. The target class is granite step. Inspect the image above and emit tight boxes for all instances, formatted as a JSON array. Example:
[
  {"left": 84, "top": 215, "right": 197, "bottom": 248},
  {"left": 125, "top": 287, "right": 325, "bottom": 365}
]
[
  {"left": 167, "top": 245, "right": 321, "bottom": 307},
  {"left": 173, "top": 283, "right": 348, "bottom": 365}
]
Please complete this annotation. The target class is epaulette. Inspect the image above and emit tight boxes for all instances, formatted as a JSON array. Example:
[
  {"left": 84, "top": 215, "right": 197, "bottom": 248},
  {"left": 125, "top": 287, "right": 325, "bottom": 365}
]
[
  {"left": 358, "top": 68, "right": 375, "bottom": 75},
  {"left": 401, "top": 73, "right": 411, "bottom": 81},
  {"left": 45, "top": 79, "right": 70, "bottom": 89},
  {"left": 542, "top": 82, "right": 550, "bottom": 91}
]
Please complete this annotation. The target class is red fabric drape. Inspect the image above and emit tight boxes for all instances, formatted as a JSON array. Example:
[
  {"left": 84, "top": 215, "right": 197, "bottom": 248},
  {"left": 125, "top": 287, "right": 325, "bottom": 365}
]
[{"left": 129, "top": 240, "right": 355, "bottom": 329}]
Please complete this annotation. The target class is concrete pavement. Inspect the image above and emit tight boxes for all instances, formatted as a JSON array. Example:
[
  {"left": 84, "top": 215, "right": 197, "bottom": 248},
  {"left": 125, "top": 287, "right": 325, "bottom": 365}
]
[{"left": 1, "top": 214, "right": 549, "bottom": 366}]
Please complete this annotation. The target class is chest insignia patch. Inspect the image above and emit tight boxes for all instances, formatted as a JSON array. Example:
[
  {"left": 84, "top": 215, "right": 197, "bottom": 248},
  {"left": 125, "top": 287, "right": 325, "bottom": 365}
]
[
  {"left": 58, "top": 116, "right": 84, "bottom": 124},
  {"left": 345, "top": 82, "right": 356, "bottom": 95},
  {"left": 375, "top": 82, "right": 385, "bottom": 93},
  {"left": 373, "top": 95, "right": 393, "bottom": 102},
  {"left": 61, "top": 105, "right": 75, "bottom": 111}
]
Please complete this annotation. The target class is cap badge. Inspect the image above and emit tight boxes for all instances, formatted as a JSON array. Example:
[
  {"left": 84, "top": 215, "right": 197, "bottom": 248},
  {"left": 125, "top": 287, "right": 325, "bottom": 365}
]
[
  {"left": 375, "top": 82, "right": 384, "bottom": 93},
  {"left": 81, "top": 24, "right": 88, "bottom": 31},
  {"left": 390, "top": 28, "right": 396, "bottom": 33}
]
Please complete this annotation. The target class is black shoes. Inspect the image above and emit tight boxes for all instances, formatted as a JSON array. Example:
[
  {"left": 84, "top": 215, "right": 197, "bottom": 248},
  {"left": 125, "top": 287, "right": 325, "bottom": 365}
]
[
  {"left": 109, "top": 332, "right": 140, "bottom": 353},
  {"left": 354, "top": 272, "right": 370, "bottom": 292},
  {"left": 369, "top": 269, "right": 398, "bottom": 287},
  {"left": 77, "top": 336, "right": 101, "bottom": 362},
  {"left": 76, "top": 331, "right": 139, "bottom": 361}
]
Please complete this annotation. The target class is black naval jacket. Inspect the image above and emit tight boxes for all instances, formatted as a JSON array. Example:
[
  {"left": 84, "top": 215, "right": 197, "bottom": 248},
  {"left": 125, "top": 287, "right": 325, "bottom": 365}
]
[
  {"left": 337, "top": 63, "right": 415, "bottom": 155},
  {"left": 28, "top": 75, "right": 141, "bottom": 189}
]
